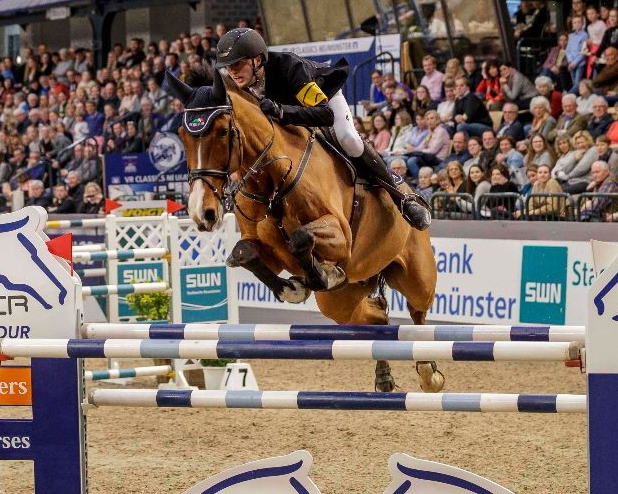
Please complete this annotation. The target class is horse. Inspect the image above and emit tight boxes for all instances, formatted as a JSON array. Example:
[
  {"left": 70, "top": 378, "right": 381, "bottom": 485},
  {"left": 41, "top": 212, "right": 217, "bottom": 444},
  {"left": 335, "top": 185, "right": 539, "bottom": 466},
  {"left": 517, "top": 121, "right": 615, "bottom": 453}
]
[{"left": 166, "top": 69, "right": 444, "bottom": 393}]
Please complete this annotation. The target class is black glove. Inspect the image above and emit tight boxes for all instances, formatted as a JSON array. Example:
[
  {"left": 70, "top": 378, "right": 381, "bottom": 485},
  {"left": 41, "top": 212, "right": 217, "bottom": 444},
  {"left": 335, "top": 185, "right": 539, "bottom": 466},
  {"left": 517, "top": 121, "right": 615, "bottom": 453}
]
[{"left": 259, "top": 99, "right": 283, "bottom": 119}]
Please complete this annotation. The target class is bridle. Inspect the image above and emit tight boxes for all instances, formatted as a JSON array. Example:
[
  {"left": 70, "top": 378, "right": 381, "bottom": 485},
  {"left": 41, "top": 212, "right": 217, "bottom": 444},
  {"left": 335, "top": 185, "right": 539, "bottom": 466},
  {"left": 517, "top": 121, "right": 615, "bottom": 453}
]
[{"left": 184, "top": 97, "right": 306, "bottom": 223}]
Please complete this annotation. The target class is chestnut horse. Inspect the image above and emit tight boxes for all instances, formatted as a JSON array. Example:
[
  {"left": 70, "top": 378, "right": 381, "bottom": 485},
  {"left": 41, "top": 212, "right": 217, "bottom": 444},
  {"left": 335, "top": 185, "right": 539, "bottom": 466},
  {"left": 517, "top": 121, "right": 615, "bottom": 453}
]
[{"left": 168, "top": 70, "right": 443, "bottom": 392}]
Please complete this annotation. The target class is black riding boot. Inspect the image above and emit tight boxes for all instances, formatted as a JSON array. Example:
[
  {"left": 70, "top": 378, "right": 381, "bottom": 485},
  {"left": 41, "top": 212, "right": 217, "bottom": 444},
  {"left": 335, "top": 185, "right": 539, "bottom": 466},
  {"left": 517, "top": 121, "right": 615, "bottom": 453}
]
[{"left": 358, "top": 142, "right": 431, "bottom": 231}]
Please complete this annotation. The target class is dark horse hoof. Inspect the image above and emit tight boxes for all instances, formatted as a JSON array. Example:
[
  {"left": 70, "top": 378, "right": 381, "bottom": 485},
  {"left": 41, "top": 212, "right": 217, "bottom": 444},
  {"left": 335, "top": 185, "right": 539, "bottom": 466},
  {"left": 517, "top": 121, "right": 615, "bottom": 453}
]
[{"left": 374, "top": 361, "right": 396, "bottom": 392}]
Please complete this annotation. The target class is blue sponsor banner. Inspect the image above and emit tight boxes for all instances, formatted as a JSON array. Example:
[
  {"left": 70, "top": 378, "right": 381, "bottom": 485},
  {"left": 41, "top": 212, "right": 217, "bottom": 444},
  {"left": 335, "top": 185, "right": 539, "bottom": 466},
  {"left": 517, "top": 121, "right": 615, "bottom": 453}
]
[
  {"left": 181, "top": 265, "right": 228, "bottom": 322},
  {"left": 117, "top": 261, "right": 165, "bottom": 317}
]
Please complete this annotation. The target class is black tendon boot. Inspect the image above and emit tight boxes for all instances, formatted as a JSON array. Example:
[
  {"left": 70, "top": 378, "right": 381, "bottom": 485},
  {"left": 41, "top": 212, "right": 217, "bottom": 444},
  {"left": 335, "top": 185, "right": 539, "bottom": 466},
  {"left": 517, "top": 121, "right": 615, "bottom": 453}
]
[{"left": 358, "top": 141, "right": 431, "bottom": 231}]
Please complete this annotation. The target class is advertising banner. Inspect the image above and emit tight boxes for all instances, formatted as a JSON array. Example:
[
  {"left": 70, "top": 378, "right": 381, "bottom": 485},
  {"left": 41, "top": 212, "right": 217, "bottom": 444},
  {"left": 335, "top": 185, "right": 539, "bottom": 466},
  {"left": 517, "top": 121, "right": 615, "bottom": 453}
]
[
  {"left": 117, "top": 261, "right": 165, "bottom": 318},
  {"left": 231, "top": 237, "right": 597, "bottom": 325},
  {"left": 270, "top": 34, "right": 401, "bottom": 104}
]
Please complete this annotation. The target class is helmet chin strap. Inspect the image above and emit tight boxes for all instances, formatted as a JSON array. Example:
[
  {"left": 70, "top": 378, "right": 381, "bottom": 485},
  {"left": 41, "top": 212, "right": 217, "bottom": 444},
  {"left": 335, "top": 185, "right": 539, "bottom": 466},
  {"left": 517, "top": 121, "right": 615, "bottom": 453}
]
[{"left": 246, "top": 58, "right": 264, "bottom": 91}]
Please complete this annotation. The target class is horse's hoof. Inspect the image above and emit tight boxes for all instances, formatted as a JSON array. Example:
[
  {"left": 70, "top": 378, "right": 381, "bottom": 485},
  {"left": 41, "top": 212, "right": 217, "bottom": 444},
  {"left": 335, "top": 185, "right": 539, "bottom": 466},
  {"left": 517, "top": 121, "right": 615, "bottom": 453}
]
[
  {"left": 375, "top": 361, "right": 396, "bottom": 392},
  {"left": 416, "top": 361, "right": 445, "bottom": 393},
  {"left": 320, "top": 264, "right": 348, "bottom": 291},
  {"left": 278, "top": 277, "right": 312, "bottom": 304}
]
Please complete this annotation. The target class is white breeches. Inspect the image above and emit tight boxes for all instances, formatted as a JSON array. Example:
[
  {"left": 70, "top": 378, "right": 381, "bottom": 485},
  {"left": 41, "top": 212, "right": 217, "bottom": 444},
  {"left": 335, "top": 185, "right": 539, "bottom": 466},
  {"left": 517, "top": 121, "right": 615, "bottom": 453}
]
[{"left": 328, "top": 90, "right": 364, "bottom": 158}]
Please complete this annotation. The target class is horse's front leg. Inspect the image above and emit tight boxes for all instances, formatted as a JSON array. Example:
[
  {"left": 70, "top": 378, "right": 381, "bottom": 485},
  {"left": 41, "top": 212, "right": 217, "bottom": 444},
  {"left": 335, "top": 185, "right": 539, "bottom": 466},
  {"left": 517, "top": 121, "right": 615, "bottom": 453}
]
[
  {"left": 226, "top": 238, "right": 310, "bottom": 303},
  {"left": 288, "top": 214, "right": 349, "bottom": 291}
]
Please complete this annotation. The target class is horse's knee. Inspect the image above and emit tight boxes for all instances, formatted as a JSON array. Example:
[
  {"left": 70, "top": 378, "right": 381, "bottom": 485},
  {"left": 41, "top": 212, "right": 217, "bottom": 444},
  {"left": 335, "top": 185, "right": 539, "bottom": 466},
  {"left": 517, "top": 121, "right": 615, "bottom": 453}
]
[
  {"left": 289, "top": 227, "right": 315, "bottom": 258},
  {"left": 226, "top": 239, "right": 260, "bottom": 268}
]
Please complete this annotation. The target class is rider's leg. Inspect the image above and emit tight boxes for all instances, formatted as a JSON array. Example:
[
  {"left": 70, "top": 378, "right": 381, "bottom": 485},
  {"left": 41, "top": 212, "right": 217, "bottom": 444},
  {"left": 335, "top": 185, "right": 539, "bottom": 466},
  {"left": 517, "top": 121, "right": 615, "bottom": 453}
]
[{"left": 328, "top": 91, "right": 431, "bottom": 231}]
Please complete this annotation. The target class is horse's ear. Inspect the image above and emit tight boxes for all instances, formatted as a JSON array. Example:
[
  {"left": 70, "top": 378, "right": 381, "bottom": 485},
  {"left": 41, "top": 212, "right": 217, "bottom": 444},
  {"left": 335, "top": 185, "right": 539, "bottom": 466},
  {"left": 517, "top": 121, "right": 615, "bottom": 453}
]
[
  {"left": 165, "top": 71, "right": 194, "bottom": 105},
  {"left": 212, "top": 69, "right": 227, "bottom": 104}
]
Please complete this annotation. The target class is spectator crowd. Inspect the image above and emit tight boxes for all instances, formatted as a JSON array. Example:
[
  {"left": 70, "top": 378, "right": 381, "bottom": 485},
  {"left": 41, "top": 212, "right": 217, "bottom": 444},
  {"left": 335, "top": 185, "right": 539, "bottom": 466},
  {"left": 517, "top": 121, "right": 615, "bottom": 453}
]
[
  {"left": 360, "top": 0, "right": 618, "bottom": 222},
  {"left": 0, "top": 18, "right": 258, "bottom": 215}
]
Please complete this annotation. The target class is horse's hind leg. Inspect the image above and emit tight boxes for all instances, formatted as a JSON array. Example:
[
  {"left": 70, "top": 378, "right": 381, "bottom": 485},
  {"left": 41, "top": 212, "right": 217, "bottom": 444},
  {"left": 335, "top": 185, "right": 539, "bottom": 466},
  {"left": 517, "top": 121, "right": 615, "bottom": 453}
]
[
  {"left": 315, "top": 281, "right": 397, "bottom": 393},
  {"left": 289, "top": 214, "right": 348, "bottom": 292}
]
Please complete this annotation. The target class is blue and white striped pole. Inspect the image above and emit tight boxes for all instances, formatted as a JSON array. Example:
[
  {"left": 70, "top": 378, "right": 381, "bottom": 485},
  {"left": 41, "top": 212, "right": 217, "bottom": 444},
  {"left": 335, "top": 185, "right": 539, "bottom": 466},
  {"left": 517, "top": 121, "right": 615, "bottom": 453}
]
[
  {"left": 75, "top": 268, "right": 107, "bottom": 278},
  {"left": 72, "top": 248, "right": 168, "bottom": 262},
  {"left": 0, "top": 339, "right": 581, "bottom": 362},
  {"left": 85, "top": 365, "right": 173, "bottom": 381},
  {"left": 81, "top": 282, "right": 169, "bottom": 297},
  {"left": 82, "top": 323, "right": 586, "bottom": 344},
  {"left": 73, "top": 244, "right": 106, "bottom": 252},
  {"left": 88, "top": 389, "right": 586, "bottom": 413}
]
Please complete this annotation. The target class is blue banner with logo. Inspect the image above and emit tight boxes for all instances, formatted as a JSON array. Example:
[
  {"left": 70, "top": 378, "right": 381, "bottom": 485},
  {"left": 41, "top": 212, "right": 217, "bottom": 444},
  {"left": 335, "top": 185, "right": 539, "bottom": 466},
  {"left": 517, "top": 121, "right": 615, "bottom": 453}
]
[
  {"left": 180, "top": 265, "right": 228, "bottom": 322},
  {"left": 104, "top": 132, "right": 188, "bottom": 199}
]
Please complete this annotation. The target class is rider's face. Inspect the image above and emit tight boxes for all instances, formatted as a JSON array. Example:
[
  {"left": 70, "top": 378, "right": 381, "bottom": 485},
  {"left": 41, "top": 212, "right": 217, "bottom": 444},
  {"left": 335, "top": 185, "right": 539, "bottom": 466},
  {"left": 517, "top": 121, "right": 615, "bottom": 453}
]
[{"left": 227, "top": 56, "right": 261, "bottom": 88}]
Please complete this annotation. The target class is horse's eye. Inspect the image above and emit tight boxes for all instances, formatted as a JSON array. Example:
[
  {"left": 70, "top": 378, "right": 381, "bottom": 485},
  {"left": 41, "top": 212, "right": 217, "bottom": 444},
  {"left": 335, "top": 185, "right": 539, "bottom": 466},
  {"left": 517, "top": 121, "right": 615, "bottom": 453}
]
[{"left": 217, "top": 128, "right": 229, "bottom": 138}]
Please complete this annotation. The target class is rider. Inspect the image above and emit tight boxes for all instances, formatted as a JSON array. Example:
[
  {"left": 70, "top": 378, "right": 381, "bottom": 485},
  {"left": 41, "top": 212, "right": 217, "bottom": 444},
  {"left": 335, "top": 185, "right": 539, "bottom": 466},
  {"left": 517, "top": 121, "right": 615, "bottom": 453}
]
[{"left": 215, "top": 28, "right": 431, "bottom": 231}]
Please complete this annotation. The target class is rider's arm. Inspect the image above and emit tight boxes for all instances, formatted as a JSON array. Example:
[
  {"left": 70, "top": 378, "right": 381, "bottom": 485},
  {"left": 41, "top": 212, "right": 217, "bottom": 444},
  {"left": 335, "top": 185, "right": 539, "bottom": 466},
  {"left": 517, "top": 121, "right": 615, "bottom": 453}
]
[{"left": 278, "top": 101, "right": 334, "bottom": 127}]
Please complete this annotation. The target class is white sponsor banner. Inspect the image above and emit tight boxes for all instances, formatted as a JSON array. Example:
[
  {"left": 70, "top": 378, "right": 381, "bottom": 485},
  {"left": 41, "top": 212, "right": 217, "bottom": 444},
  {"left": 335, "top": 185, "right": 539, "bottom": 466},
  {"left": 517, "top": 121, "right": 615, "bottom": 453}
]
[{"left": 231, "top": 237, "right": 598, "bottom": 325}]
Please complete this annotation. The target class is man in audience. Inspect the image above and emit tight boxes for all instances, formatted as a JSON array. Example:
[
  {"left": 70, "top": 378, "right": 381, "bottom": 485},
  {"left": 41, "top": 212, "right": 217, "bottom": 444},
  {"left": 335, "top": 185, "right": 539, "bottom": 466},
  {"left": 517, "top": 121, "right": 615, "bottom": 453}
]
[
  {"left": 499, "top": 61, "right": 538, "bottom": 108},
  {"left": 439, "top": 132, "right": 471, "bottom": 169},
  {"left": 85, "top": 100, "right": 105, "bottom": 137},
  {"left": 566, "top": 14, "right": 588, "bottom": 93},
  {"left": 25, "top": 180, "right": 50, "bottom": 208},
  {"left": 66, "top": 170, "right": 84, "bottom": 205},
  {"left": 548, "top": 93, "right": 588, "bottom": 142},
  {"left": 588, "top": 96, "right": 614, "bottom": 139},
  {"left": 420, "top": 55, "right": 444, "bottom": 102},
  {"left": 597, "top": 8, "right": 618, "bottom": 61},
  {"left": 580, "top": 160, "right": 618, "bottom": 220},
  {"left": 593, "top": 46, "right": 618, "bottom": 96},
  {"left": 47, "top": 183, "right": 76, "bottom": 213},
  {"left": 463, "top": 55, "right": 482, "bottom": 91},
  {"left": 479, "top": 130, "right": 499, "bottom": 170},
  {"left": 454, "top": 76, "right": 493, "bottom": 137},
  {"left": 496, "top": 102, "right": 525, "bottom": 141}
]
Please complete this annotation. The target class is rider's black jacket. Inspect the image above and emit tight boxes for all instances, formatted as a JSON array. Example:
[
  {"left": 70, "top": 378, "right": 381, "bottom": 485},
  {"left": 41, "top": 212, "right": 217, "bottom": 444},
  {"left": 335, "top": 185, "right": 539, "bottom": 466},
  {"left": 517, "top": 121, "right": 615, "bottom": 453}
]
[{"left": 262, "top": 51, "right": 348, "bottom": 127}]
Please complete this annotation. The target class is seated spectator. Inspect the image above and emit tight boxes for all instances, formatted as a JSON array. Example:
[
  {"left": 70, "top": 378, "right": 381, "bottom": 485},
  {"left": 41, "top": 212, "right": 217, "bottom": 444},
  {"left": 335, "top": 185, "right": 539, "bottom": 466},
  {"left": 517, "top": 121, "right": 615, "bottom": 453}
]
[
  {"left": 566, "top": 15, "right": 589, "bottom": 93},
  {"left": 540, "top": 34, "right": 570, "bottom": 92},
  {"left": 65, "top": 170, "right": 84, "bottom": 204},
  {"left": 25, "top": 179, "right": 51, "bottom": 208},
  {"left": 516, "top": 163, "right": 565, "bottom": 219},
  {"left": 552, "top": 135, "right": 577, "bottom": 178},
  {"left": 405, "top": 110, "right": 451, "bottom": 173},
  {"left": 588, "top": 96, "right": 614, "bottom": 139},
  {"left": 122, "top": 120, "right": 144, "bottom": 153},
  {"left": 487, "top": 163, "right": 520, "bottom": 217},
  {"left": 146, "top": 77, "right": 169, "bottom": 116},
  {"left": 411, "top": 85, "right": 436, "bottom": 117},
  {"left": 105, "top": 121, "right": 126, "bottom": 154},
  {"left": 478, "top": 130, "right": 499, "bottom": 170},
  {"left": 137, "top": 98, "right": 164, "bottom": 147},
  {"left": 495, "top": 136, "right": 525, "bottom": 186},
  {"left": 580, "top": 160, "right": 618, "bottom": 221},
  {"left": 528, "top": 96, "right": 557, "bottom": 141},
  {"left": 390, "top": 158, "right": 413, "bottom": 187},
  {"left": 499, "top": 61, "right": 537, "bottom": 108},
  {"left": 547, "top": 93, "right": 588, "bottom": 143},
  {"left": 437, "top": 81, "right": 456, "bottom": 134},
  {"left": 79, "top": 143, "right": 102, "bottom": 184},
  {"left": 420, "top": 55, "right": 444, "bottom": 102},
  {"left": 368, "top": 114, "right": 391, "bottom": 153},
  {"left": 403, "top": 111, "right": 429, "bottom": 152},
  {"left": 353, "top": 116, "right": 367, "bottom": 138},
  {"left": 576, "top": 79, "right": 595, "bottom": 115},
  {"left": 463, "top": 55, "right": 482, "bottom": 92},
  {"left": 77, "top": 181, "right": 105, "bottom": 214},
  {"left": 387, "top": 86, "right": 413, "bottom": 126},
  {"left": 415, "top": 166, "right": 434, "bottom": 203},
  {"left": 476, "top": 60, "right": 504, "bottom": 110},
  {"left": 439, "top": 131, "right": 471, "bottom": 170},
  {"left": 383, "top": 111, "right": 413, "bottom": 163},
  {"left": 445, "top": 160, "right": 466, "bottom": 194},
  {"left": 597, "top": 8, "right": 618, "bottom": 62},
  {"left": 441, "top": 58, "right": 465, "bottom": 97},
  {"left": 521, "top": 165, "right": 538, "bottom": 197},
  {"left": 47, "top": 183, "right": 76, "bottom": 214},
  {"left": 454, "top": 76, "right": 493, "bottom": 137},
  {"left": 496, "top": 102, "right": 525, "bottom": 141},
  {"left": 73, "top": 110, "right": 89, "bottom": 141},
  {"left": 463, "top": 136, "right": 483, "bottom": 174},
  {"left": 525, "top": 134, "right": 555, "bottom": 169},
  {"left": 593, "top": 46, "right": 618, "bottom": 96},
  {"left": 557, "top": 130, "right": 598, "bottom": 194},
  {"left": 361, "top": 69, "right": 385, "bottom": 115},
  {"left": 594, "top": 135, "right": 618, "bottom": 175},
  {"left": 455, "top": 163, "right": 491, "bottom": 214}
]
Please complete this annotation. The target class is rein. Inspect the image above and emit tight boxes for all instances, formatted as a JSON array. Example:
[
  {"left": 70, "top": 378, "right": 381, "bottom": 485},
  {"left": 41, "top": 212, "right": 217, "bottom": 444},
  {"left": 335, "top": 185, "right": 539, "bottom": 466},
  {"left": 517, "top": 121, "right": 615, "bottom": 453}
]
[{"left": 185, "top": 99, "right": 315, "bottom": 223}]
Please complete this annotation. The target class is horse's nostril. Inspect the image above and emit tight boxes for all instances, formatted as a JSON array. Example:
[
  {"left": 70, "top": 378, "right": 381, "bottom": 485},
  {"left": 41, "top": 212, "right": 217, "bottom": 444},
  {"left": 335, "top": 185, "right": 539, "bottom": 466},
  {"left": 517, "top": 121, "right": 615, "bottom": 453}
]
[{"left": 204, "top": 209, "right": 216, "bottom": 222}]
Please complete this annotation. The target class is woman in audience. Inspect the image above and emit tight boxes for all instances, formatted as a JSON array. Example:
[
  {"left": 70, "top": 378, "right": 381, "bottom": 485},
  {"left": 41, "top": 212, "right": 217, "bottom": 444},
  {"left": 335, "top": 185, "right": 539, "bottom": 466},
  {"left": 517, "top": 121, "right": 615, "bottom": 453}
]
[
  {"left": 383, "top": 111, "right": 413, "bottom": 163},
  {"left": 534, "top": 75, "right": 562, "bottom": 119},
  {"left": 456, "top": 163, "right": 491, "bottom": 214},
  {"left": 476, "top": 60, "right": 504, "bottom": 110},
  {"left": 576, "top": 79, "right": 595, "bottom": 115},
  {"left": 415, "top": 166, "right": 434, "bottom": 203},
  {"left": 411, "top": 85, "right": 436, "bottom": 116},
  {"left": 368, "top": 113, "right": 391, "bottom": 153},
  {"left": 520, "top": 165, "right": 538, "bottom": 197},
  {"left": 552, "top": 135, "right": 578, "bottom": 179},
  {"left": 353, "top": 116, "right": 367, "bottom": 139},
  {"left": 495, "top": 136, "right": 525, "bottom": 187},
  {"left": 515, "top": 163, "right": 565, "bottom": 219},
  {"left": 442, "top": 58, "right": 465, "bottom": 97},
  {"left": 463, "top": 136, "right": 483, "bottom": 174},
  {"left": 487, "top": 163, "right": 520, "bottom": 218},
  {"left": 594, "top": 134, "right": 618, "bottom": 177},
  {"left": 528, "top": 96, "right": 557, "bottom": 140},
  {"left": 77, "top": 182, "right": 105, "bottom": 214},
  {"left": 525, "top": 134, "right": 556, "bottom": 169},
  {"left": 556, "top": 130, "right": 597, "bottom": 194},
  {"left": 445, "top": 160, "right": 466, "bottom": 194}
]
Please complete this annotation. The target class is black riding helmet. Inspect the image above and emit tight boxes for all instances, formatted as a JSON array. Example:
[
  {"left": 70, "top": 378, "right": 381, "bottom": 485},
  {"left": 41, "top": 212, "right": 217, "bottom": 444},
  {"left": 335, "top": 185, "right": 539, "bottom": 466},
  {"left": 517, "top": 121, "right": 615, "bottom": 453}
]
[{"left": 215, "top": 28, "right": 268, "bottom": 68}]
